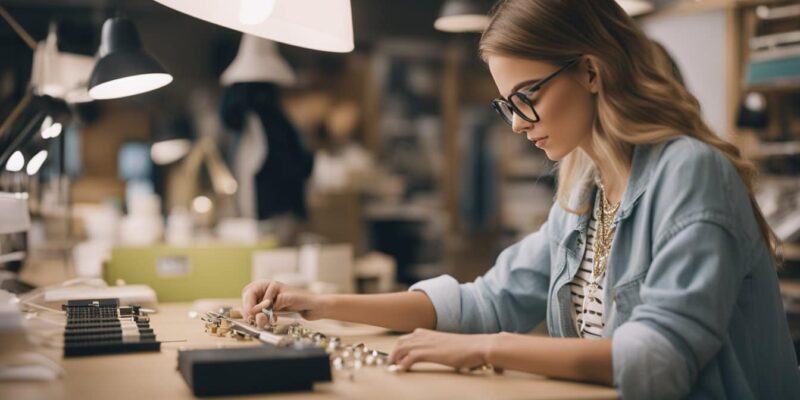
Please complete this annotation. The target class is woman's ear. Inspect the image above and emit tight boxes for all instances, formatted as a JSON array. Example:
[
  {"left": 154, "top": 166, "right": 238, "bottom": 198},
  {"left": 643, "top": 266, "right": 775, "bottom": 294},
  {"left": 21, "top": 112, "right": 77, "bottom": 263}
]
[{"left": 580, "top": 56, "right": 601, "bottom": 94}]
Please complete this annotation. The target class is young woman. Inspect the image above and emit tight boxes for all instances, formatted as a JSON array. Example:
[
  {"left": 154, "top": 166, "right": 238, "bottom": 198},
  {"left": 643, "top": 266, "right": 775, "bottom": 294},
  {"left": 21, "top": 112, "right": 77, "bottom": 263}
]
[{"left": 241, "top": 1, "right": 800, "bottom": 398}]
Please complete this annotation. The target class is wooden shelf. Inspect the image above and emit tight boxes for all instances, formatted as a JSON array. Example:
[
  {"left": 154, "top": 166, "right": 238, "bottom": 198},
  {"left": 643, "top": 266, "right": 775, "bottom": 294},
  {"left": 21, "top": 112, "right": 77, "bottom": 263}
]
[
  {"left": 754, "top": 140, "right": 800, "bottom": 158},
  {"left": 780, "top": 279, "right": 800, "bottom": 315},
  {"left": 782, "top": 243, "right": 800, "bottom": 262},
  {"left": 746, "top": 80, "right": 800, "bottom": 94}
]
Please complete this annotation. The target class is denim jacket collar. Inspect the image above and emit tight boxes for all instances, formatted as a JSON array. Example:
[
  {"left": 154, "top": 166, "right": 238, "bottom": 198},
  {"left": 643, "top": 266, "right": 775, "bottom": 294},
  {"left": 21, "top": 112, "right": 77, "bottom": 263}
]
[
  {"left": 567, "top": 141, "right": 666, "bottom": 237},
  {"left": 617, "top": 141, "right": 664, "bottom": 220}
]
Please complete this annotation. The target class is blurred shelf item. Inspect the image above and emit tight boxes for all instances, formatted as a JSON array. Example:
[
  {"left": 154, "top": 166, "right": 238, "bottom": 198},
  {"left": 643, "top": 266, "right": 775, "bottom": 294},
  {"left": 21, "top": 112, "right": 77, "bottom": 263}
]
[
  {"left": 756, "top": 141, "right": 800, "bottom": 158},
  {"left": 783, "top": 243, "right": 800, "bottom": 262},
  {"left": 749, "top": 30, "right": 800, "bottom": 50},
  {"left": 0, "top": 192, "right": 30, "bottom": 235},
  {"left": 0, "top": 251, "right": 25, "bottom": 264},
  {"left": 781, "top": 277, "right": 800, "bottom": 295},
  {"left": 745, "top": 15, "right": 800, "bottom": 88},
  {"left": 365, "top": 201, "right": 436, "bottom": 221},
  {"left": 755, "top": 2, "right": 800, "bottom": 21},
  {"left": 745, "top": 45, "right": 800, "bottom": 89},
  {"left": 780, "top": 278, "right": 800, "bottom": 315},
  {"left": 747, "top": 81, "right": 800, "bottom": 93}
]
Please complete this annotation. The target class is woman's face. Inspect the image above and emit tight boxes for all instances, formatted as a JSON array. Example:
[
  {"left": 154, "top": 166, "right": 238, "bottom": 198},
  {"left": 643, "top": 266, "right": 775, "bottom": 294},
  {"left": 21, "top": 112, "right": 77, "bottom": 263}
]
[{"left": 487, "top": 55, "right": 597, "bottom": 161}]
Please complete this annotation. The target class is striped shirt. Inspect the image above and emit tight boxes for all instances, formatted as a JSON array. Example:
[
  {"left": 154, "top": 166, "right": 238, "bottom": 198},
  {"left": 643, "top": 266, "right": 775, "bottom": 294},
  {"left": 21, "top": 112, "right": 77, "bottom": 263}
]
[{"left": 570, "top": 195, "right": 615, "bottom": 339}]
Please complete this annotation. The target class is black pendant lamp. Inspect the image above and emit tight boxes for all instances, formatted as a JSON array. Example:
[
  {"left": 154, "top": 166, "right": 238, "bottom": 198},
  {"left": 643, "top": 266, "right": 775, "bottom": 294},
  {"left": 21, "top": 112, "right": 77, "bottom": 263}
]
[{"left": 88, "top": 17, "right": 173, "bottom": 100}]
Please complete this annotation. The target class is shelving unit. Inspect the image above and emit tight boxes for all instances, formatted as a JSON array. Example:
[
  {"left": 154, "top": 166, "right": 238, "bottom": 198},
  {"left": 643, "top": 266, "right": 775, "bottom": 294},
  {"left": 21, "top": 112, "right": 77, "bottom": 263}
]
[{"left": 737, "top": 2, "right": 800, "bottom": 266}]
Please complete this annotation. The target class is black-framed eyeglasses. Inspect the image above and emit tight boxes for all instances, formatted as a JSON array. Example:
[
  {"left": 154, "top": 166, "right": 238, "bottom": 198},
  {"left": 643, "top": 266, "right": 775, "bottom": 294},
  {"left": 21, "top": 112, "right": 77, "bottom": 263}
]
[{"left": 491, "top": 58, "right": 580, "bottom": 126}]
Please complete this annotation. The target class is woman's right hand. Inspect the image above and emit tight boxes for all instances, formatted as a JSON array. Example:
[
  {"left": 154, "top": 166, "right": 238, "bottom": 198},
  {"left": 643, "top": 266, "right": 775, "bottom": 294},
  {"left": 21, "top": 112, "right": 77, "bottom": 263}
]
[{"left": 240, "top": 280, "right": 329, "bottom": 328}]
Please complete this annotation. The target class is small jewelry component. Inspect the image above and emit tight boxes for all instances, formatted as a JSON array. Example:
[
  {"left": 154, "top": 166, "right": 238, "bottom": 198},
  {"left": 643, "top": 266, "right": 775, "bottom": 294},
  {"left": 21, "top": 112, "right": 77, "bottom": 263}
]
[
  {"left": 261, "top": 307, "right": 276, "bottom": 331},
  {"left": 201, "top": 311, "right": 390, "bottom": 373}
]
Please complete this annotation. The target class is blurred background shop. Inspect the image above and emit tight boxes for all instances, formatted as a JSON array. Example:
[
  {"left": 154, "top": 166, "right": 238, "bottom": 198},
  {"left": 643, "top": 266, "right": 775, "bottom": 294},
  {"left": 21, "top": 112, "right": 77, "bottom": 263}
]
[{"left": 0, "top": 0, "right": 799, "bottom": 354}]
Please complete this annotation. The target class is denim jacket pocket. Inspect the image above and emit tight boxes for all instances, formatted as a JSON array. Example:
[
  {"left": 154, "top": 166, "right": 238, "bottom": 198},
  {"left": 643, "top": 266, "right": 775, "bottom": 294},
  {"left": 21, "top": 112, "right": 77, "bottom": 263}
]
[{"left": 610, "top": 276, "right": 644, "bottom": 328}]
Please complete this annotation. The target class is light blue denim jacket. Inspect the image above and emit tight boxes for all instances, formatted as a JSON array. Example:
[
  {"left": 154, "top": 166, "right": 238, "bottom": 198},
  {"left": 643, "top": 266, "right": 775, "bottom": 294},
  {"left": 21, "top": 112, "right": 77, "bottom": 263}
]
[{"left": 411, "top": 136, "right": 800, "bottom": 399}]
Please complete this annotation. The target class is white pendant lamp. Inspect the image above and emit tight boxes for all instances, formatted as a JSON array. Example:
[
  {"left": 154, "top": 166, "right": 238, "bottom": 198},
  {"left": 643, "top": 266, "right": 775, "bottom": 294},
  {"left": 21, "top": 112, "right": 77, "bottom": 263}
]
[
  {"left": 152, "top": 0, "right": 354, "bottom": 53},
  {"left": 616, "top": 0, "right": 655, "bottom": 17},
  {"left": 151, "top": 139, "right": 192, "bottom": 165},
  {"left": 434, "top": 0, "right": 490, "bottom": 33},
  {"left": 221, "top": 35, "right": 295, "bottom": 86},
  {"left": 29, "top": 25, "right": 95, "bottom": 103}
]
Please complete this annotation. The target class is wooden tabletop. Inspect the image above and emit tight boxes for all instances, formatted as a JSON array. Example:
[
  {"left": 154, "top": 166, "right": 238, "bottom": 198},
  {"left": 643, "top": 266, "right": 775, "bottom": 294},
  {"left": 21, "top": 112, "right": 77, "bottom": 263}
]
[{"left": 1, "top": 301, "right": 618, "bottom": 400}]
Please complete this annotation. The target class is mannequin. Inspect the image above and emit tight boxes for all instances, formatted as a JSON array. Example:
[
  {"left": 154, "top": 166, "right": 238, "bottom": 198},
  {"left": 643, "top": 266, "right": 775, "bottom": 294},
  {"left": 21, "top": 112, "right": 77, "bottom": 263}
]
[{"left": 220, "top": 35, "right": 314, "bottom": 232}]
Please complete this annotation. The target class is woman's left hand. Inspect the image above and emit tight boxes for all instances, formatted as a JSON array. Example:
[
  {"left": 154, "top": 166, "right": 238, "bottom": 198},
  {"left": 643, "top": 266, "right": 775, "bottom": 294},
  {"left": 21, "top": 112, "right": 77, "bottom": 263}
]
[{"left": 389, "top": 328, "right": 494, "bottom": 372}]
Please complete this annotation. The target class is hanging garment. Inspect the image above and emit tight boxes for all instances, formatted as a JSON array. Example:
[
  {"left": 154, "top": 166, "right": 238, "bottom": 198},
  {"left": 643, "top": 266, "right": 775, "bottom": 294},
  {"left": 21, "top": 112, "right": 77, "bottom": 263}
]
[
  {"left": 233, "top": 113, "right": 267, "bottom": 218},
  {"left": 459, "top": 113, "right": 499, "bottom": 233},
  {"left": 221, "top": 82, "right": 314, "bottom": 219}
]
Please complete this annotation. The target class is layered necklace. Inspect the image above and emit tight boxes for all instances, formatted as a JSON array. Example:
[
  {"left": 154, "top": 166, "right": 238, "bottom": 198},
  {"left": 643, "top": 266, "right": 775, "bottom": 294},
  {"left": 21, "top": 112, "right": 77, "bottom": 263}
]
[{"left": 579, "top": 182, "right": 620, "bottom": 334}]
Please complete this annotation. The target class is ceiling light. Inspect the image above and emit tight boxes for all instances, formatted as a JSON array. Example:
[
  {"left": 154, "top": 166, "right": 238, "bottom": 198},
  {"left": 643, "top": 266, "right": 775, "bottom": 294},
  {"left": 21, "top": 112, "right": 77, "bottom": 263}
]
[
  {"left": 151, "top": 138, "right": 192, "bottom": 165},
  {"left": 88, "top": 17, "right": 173, "bottom": 100},
  {"left": 5, "top": 151, "right": 24, "bottom": 172},
  {"left": 434, "top": 0, "right": 490, "bottom": 33},
  {"left": 616, "top": 0, "right": 655, "bottom": 17},
  {"left": 152, "top": 0, "right": 354, "bottom": 53},
  {"left": 26, "top": 150, "right": 48, "bottom": 175}
]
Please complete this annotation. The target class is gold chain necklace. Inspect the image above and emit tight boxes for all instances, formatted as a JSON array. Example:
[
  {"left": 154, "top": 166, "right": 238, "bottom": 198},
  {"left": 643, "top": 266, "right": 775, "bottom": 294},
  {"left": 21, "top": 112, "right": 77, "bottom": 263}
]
[{"left": 579, "top": 184, "right": 619, "bottom": 335}]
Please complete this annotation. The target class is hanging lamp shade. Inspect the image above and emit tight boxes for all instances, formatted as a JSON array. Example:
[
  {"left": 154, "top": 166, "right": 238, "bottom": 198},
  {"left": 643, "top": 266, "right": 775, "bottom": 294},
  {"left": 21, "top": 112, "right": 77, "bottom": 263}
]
[
  {"left": 434, "top": 0, "right": 490, "bottom": 33},
  {"left": 616, "top": 0, "right": 655, "bottom": 17},
  {"left": 152, "top": 0, "right": 354, "bottom": 53},
  {"left": 30, "top": 25, "right": 95, "bottom": 103},
  {"left": 88, "top": 17, "right": 173, "bottom": 100},
  {"left": 151, "top": 116, "right": 193, "bottom": 165},
  {"left": 221, "top": 35, "right": 295, "bottom": 86}
]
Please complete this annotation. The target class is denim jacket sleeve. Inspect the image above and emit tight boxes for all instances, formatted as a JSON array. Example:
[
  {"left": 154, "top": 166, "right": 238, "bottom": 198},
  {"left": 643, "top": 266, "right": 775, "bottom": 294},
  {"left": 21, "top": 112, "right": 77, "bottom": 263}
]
[
  {"left": 612, "top": 142, "right": 751, "bottom": 399},
  {"left": 409, "top": 222, "right": 552, "bottom": 334}
]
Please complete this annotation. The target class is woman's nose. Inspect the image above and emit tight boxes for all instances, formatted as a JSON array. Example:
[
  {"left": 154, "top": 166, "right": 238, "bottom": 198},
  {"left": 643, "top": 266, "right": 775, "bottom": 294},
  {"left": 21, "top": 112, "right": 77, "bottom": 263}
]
[{"left": 511, "top": 113, "right": 534, "bottom": 134}]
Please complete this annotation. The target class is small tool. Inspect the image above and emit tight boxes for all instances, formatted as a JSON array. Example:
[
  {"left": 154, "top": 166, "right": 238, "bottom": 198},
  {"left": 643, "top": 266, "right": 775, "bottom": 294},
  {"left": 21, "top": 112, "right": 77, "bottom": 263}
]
[
  {"left": 205, "top": 311, "right": 290, "bottom": 347},
  {"left": 262, "top": 307, "right": 277, "bottom": 331}
]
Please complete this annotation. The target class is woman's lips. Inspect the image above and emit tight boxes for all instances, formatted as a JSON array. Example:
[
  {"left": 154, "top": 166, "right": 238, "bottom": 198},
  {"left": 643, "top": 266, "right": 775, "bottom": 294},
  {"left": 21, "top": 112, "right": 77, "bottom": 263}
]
[{"left": 530, "top": 136, "right": 548, "bottom": 148}]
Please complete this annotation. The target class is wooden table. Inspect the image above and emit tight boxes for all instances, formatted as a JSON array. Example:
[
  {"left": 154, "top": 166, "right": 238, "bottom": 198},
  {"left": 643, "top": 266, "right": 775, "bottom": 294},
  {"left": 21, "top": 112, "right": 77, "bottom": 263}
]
[{"left": 1, "top": 301, "right": 618, "bottom": 400}]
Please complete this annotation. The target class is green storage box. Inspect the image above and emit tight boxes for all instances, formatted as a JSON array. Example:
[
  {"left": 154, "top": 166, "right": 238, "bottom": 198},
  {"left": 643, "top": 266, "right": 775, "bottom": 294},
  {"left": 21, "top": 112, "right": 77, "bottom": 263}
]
[{"left": 104, "top": 240, "right": 277, "bottom": 302}]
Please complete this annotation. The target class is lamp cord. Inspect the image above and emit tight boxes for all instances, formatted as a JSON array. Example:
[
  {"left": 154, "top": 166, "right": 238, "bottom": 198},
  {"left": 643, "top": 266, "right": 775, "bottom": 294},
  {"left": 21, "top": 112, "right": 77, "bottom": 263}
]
[
  {"left": 0, "top": 92, "right": 32, "bottom": 141},
  {"left": 0, "top": 6, "right": 37, "bottom": 50},
  {"left": 0, "top": 6, "right": 36, "bottom": 144}
]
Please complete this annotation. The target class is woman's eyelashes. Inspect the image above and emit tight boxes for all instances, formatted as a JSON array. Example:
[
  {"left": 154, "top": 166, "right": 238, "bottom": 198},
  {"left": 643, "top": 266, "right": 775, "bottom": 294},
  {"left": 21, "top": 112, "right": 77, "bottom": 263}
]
[
  {"left": 527, "top": 92, "right": 541, "bottom": 105},
  {"left": 523, "top": 86, "right": 542, "bottom": 103}
]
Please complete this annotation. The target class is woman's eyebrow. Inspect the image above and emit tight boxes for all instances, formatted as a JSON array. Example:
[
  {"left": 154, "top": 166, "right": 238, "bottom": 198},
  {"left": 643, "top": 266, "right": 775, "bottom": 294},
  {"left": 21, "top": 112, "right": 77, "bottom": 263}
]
[{"left": 506, "top": 78, "right": 541, "bottom": 97}]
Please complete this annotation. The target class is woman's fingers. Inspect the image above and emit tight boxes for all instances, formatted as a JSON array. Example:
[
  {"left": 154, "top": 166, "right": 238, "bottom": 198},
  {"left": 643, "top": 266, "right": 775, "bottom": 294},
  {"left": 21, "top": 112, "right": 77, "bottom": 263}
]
[
  {"left": 272, "top": 292, "right": 296, "bottom": 312},
  {"left": 241, "top": 280, "right": 272, "bottom": 317},
  {"left": 254, "top": 312, "right": 268, "bottom": 329},
  {"left": 398, "top": 350, "right": 423, "bottom": 371},
  {"left": 250, "top": 282, "right": 281, "bottom": 315},
  {"left": 262, "top": 282, "right": 280, "bottom": 308},
  {"left": 241, "top": 282, "right": 262, "bottom": 317},
  {"left": 389, "top": 334, "right": 413, "bottom": 364}
]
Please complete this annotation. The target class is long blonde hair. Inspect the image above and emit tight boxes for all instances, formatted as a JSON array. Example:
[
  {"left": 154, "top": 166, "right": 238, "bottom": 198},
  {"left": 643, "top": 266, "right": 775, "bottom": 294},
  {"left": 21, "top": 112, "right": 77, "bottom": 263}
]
[{"left": 479, "top": 0, "right": 779, "bottom": 266}]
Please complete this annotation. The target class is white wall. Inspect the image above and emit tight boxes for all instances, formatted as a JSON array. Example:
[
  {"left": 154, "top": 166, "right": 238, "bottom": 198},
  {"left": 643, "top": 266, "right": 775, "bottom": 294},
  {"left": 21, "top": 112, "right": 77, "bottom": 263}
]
[{"left": 642, "top": 9, "right": 729, "bottom": 137}]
